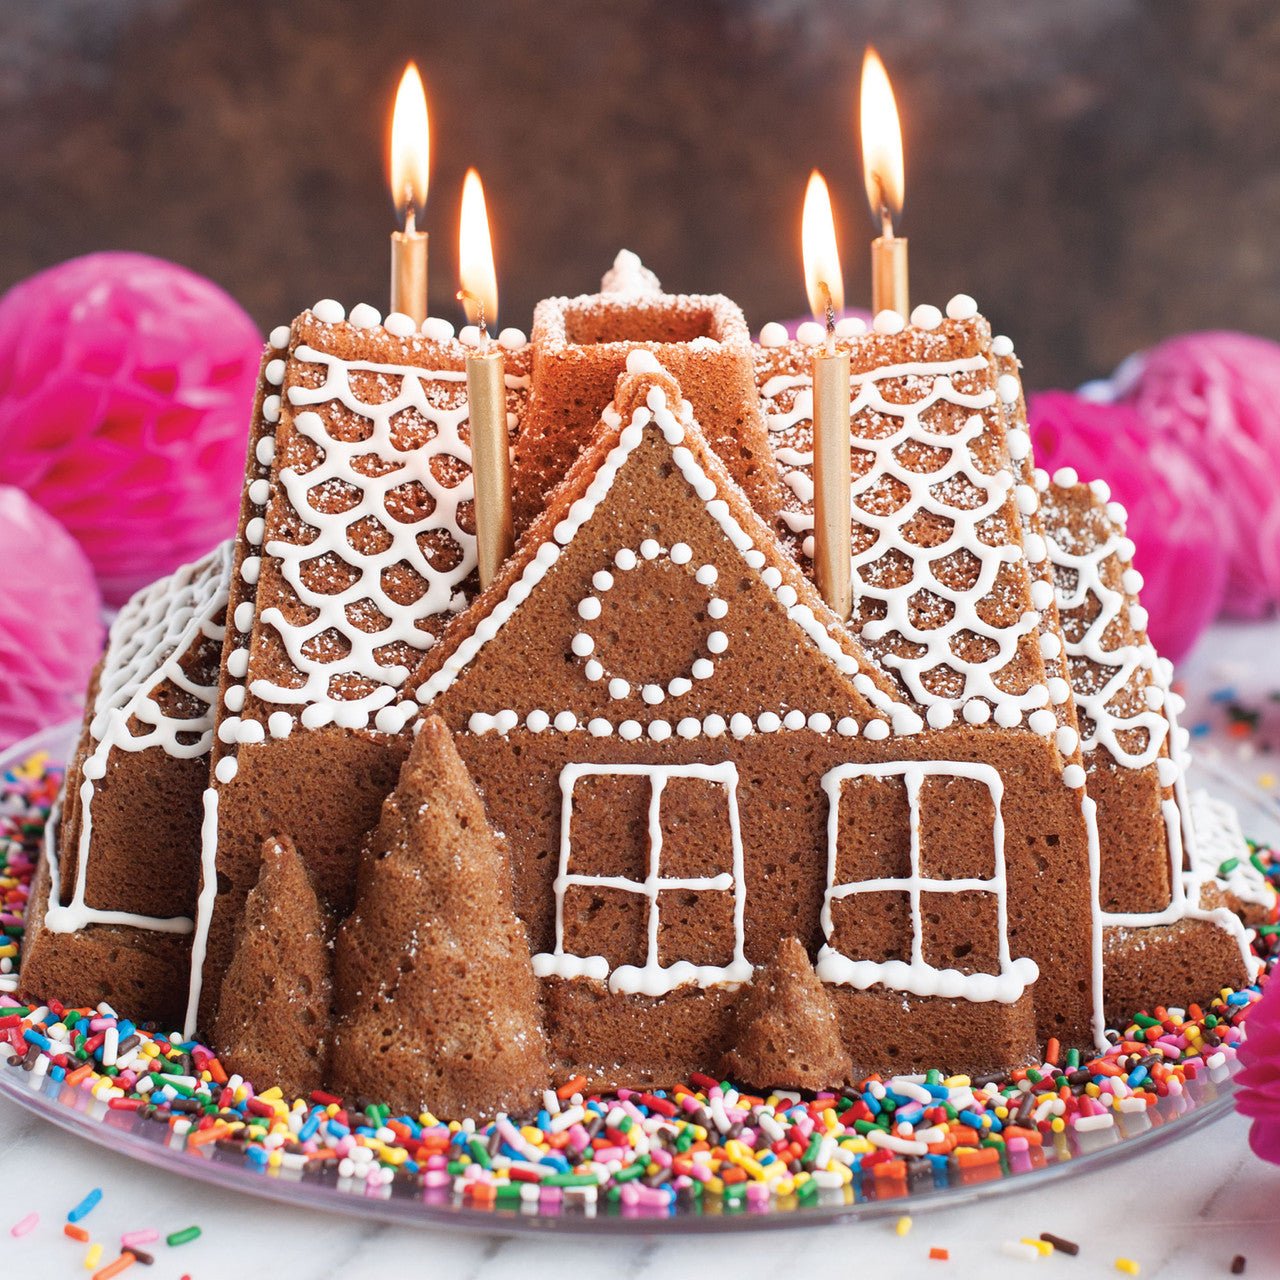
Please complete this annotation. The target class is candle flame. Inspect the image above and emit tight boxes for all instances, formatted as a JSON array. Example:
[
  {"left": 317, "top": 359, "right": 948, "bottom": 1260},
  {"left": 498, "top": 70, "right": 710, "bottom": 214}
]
[
  {"left": 459, "top": 168, "right": 498, "bottom": 330},
  {"left": 390, "top": 62, "right": 430, "bottom": 223},
  {"left": 860, "top": 47, "right": 904, "bottom": 231},
  {"left": 802, "top": 170, "right": 844, "bottom": 322}
]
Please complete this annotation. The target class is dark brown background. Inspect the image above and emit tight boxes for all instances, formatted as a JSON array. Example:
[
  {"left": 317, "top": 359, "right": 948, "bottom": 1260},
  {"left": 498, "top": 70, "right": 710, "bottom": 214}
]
[{"left": 2, "top": 0, "right": 1277, "bottom": 387}]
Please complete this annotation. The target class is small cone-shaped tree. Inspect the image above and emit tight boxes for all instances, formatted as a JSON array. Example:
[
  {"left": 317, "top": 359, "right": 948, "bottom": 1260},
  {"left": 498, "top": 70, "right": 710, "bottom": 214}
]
[
  {"left": 331, "top": 714, "right": 550, "bottom": 1118},
  {"left": 212, "top": 834, "right": 332, "bottom": 1099},
  {"left": 722, "top": 937, "right": 853, "bottom": 1091}
]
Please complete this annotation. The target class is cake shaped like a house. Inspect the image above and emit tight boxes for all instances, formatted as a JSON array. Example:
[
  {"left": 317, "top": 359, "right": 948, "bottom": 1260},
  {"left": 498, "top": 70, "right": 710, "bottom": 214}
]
[{"left": 20, "top": 258, "right": 1265, "bottom": 1106}]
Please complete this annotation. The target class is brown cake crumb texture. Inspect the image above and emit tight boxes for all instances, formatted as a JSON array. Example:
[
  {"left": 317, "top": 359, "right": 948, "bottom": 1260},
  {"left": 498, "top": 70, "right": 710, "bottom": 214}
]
[
  {"left": 330, "top": 715, "right": 549, "bottom": 1118},
  {"left": 212, "top": 835, "right": 332, "bottom": 1099},
  {"left": 722, "top": 937, "right": 853, "bottom": 1091}
]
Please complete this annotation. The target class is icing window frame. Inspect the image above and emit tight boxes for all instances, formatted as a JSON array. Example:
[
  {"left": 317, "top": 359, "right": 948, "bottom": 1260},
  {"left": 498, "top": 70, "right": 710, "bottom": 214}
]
[
  {"left": 532, "top": 761, "right": 752, "bottom": 996},
  {"left": 815, "top": 760, "right": 1039, "bottom": 1003}
]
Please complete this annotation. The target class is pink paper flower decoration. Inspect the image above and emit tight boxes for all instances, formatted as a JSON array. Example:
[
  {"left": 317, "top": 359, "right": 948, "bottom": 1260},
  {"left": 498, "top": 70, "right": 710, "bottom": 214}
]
[
  {"left": 0, "top": 252, "right": 262, "bottom": 605},
  {"left": 1112, "top": 331, "right": 1280, "bottom": 620},
  {"left": 0, "top": 485, "right": 103, "bottom": 750},
  {"left": 1235, "top": 980, "right": 1280, "bottom": 1163},
  {"left": 1027, "top": 391, "right": 1228, "bottom": 662}
]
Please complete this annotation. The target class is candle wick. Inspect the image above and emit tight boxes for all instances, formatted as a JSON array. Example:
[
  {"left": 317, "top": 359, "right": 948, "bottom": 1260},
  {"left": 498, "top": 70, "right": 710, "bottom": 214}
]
[
  {"left": 819, "top": 281, "right": 836, "bottom": 353},
  {"left": 456, "top": 289, "right": 489, "bottom": 341},
  {"left": 403, "top": 190, "right": 417, "bottom": 236}
]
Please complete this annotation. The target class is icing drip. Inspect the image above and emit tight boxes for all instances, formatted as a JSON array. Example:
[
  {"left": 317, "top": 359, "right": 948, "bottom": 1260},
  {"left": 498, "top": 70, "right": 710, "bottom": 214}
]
[
  {"left": 762, "top": 355, "right": 1045, "bottom": 723},
  {"left": 251, "top": 347, "right": 529, "bottom": 732},
  {"left": 43, "top": 545, "right": 231, "bottom": 936},
  {"left": 532, "top": 762, "right": 751, "bottom": 996},
  {"left": 816, "top": 761, "right": 1039, "bottom": 1004},
  {"left": 182, "top": 787, "right": 220, "bottom": 1037},
  {"left": 418, "top": 379, "right": 918, "bottom": 735}
]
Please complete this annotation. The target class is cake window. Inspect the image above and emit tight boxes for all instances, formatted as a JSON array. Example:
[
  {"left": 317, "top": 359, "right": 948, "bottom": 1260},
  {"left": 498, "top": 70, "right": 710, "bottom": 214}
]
[
  {"left": 535, "top": 761, "right": 751, "bottom": 996},
  {"left": 817, "top": 761, "right": 1035, "bottom": 999}
]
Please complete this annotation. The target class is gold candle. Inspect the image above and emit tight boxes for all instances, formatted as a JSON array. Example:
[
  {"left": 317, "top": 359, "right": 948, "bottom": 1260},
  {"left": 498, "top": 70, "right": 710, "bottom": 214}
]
[
  {"left": 813, "top": 339, "right": 852, "bottom": 620},
  {"left": 801, "top": 171, "right": 853, "bottom": 620},
  {"left": 389, "top": 62, "right": 430, "bottom": 323},
  {"left": 861, "top": 47, "right": 909, "bottom": 317},
  {"left": 871, "top": 225, "right": 909, "bottom": 318},
  {"left": 391, "top": 210, "right": 428, "bottom": 325},
  {"left": 459, "top": 168, "right": 513, "bottom": 588},
  {"left": 466, "top": 344, "right": 512, "bottom": 589}
]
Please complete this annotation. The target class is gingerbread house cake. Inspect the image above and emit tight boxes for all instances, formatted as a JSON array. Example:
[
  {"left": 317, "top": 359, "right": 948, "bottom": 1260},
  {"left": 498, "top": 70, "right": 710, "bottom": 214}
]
[{"left": 19, "top": 254, "right": 1266, "bottom": 1110}]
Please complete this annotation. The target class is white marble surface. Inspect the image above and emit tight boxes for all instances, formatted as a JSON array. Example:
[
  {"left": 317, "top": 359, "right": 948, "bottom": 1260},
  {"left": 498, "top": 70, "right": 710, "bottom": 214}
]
[{"left": 3, "top": 622, "right": 1280, "bottom": 1278}]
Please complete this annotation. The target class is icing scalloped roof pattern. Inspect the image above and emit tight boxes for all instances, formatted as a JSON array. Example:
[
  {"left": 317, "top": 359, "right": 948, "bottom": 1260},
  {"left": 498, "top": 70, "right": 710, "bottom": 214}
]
[
  {"left": 229, "top": 336, "right": 528, "bottom": 736},
  {"left": 1038, "top": 480, "right": 1169, "bottom": 769},
  {"left": 89, "top": 541, "right": 230, "bottom": 759},
  {"left": 760, "top": 349, "right": 1048, "bottom": 726}
]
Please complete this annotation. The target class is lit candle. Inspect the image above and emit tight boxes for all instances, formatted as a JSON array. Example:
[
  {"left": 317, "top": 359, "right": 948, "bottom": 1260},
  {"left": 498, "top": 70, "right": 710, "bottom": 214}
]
[
  {"left": 802, "top": 171, "right": 852, "bottom": 621},
  {"left": 389, "top": 62, "right": 430, "bottom": 323},
  {"left": 860, "top": 47, "right": 908, "bottom": 317},
  {"left": 458, "top": 169, "right": 512, "bottom": 589}
]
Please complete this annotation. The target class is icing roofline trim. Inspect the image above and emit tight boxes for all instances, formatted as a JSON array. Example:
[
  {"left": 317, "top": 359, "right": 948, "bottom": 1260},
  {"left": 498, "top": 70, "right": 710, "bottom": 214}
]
[{"left": 415, "top": 369, "right": 921, "bottom": 734}]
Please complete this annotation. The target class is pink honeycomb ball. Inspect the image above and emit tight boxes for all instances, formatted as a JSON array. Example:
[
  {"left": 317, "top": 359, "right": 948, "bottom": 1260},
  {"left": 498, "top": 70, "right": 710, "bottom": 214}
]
[
  {"left": 0, "top": 485, "right": 104, "bottom": 750},
  {"left": 1112, "top": 331, "right": 1280, "bottom": 620},
  {"left": 0, "top": 252, "right": 262, "bottom": 605},
  {"left": 1027, "top": 390, "right": 1228, "bottom": 663}
]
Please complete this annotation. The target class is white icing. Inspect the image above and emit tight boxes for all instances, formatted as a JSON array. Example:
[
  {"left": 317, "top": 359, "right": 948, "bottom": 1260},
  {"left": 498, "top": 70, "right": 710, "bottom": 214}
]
[
  {"left": 817, "top": 761, "right": 1039, "bottom": 1003},
  {"left": 422, "top": 317, "right": 456, "bottom": 343},
  {"left": 1187, "top": 790, "right": 1276, "bottom": 911},
  {"left": 532, "top": 762, "right": 751, "bottom": 996},
  {"left": 910, "top": 304, "right": 942, "bottom": 331},
  {"left": 1044, "top": 521, "right": 1168, "bottom": 769},
  {"left": 311, "top": 299, "right": 345, "bottom": 324},
  {"left": 43, "top": 545, "right": 230, "bottom": 937},
  {"left": 762, "top": 354, "right": 1047, "bottom": 726},
  {"left": 248, "top": 345, "right": 528, "bottom": 731},
  {"left": 600, "top": 250, "right": 662, "bottom": 297},
  {"left": 182, "top": 787, "right": 221, "bottom": 1037}
]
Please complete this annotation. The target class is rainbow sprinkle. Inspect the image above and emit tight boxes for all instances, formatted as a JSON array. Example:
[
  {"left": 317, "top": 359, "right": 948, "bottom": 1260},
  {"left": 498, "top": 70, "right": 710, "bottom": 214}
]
[{"left": 0, "top": 752, "right": 1271, "bottom": 1218}]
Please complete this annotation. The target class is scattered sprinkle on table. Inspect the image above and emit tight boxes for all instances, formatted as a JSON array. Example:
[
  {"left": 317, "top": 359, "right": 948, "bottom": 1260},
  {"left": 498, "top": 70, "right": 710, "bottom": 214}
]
[
  {"left": 929, "top": 1246, "right": 950, "bottom": 1261},
  {"left": 1115, "top": 1260, "right": 1141, "bottom": 1276},
  {"left": 1231, "top": 1257, "right": 1247, "bottom": 1275},
  {"left": 1001, "top": 1240, "right": 1040, "bottom": 1261},
  {"left": 67, "top": 1188, "right": 103, "bottom": 1223},
  {"left": 895, "top": 1215, "right": 912, "bottom": 1236},
  {"left": 93, "top": 1252, "right": 137, "bottom": 1279},
  {"left": 1041, "top": 1231, "right": 1080, "bottom": 1256},
  {"left": 9, "top": 1210, "right": 38, "bottom": 1237},
  {"left": 166, "top": 1226, "right": 202, "bottom": 1247}
]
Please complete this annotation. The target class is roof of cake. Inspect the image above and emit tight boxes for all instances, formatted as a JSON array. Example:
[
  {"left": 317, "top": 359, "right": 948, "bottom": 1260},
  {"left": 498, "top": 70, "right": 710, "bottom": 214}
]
[
  {"left": 413, "top": 354, "right": 920, "bottom": 738},
  {"left": 1038, "top": 474, "right": 1177, "bottom": 776},
  {"left": 85, "top": 541, "right": 230, "bottom": 764},
  {"left": 211, "top": 308, "right": 532, "bottom": 754},
  {"left": 756, "top": 300, "right": 1067, "bottom": 739}
]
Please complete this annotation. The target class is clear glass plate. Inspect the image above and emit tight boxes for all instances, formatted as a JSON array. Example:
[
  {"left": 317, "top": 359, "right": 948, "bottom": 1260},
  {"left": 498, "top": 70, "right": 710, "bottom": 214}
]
[{"left": 0, "top": 719, "right": 1269, "bottom": 1235}]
